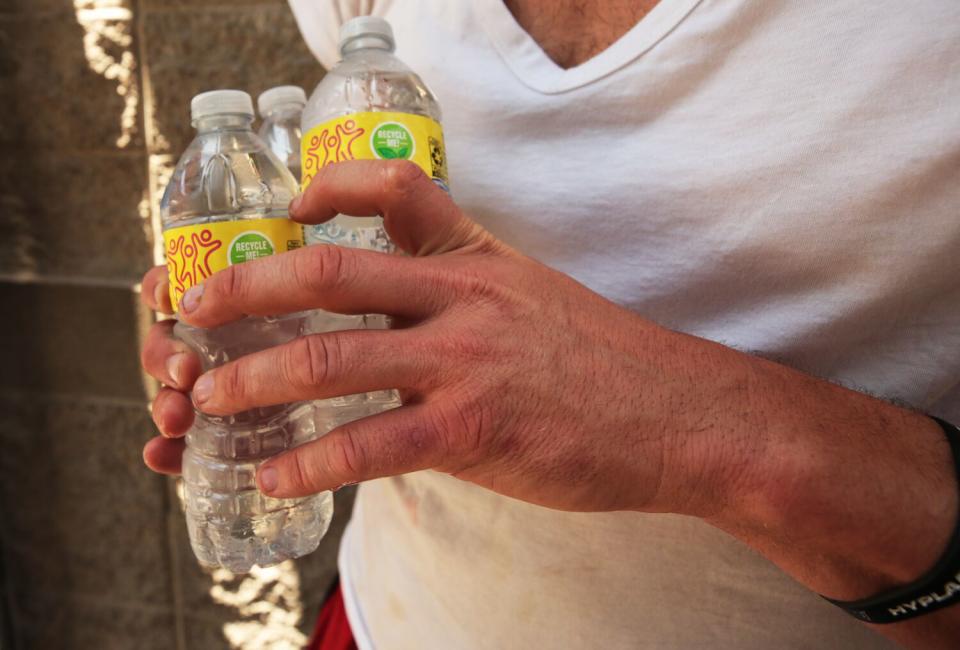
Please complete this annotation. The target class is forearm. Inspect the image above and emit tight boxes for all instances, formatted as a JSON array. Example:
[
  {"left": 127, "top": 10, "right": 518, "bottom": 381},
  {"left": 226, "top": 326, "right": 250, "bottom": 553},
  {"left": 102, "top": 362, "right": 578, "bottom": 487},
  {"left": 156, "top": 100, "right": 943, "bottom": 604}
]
[{"left": 660, "top": 332, "right": 959, "bottom": 647}]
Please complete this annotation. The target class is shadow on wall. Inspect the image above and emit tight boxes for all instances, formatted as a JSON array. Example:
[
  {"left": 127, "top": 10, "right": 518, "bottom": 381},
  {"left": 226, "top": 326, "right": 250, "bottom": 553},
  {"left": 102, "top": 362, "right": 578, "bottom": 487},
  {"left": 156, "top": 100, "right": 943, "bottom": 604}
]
[{"left": 0, "top": 1, "right": 346, "bottom": 649}]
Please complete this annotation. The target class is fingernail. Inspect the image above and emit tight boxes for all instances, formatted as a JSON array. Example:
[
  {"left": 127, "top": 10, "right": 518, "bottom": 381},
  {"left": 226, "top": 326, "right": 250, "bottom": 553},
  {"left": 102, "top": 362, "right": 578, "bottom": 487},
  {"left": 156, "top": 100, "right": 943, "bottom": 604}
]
[
  {"left": 153, "top": 280, "right": 167, "bottom": 310},
  {"left": 289, "top": 194, "right": 303, "bottom": 217},
  {"left": 180, "top": 284, "right": 204, "bottom": 313},
  {"left": 192, "top": 373, "right": 214, "bottom": 405},
  {"left": 259, "top": 466, "right": 279, "bottom": 493},
  {"left": 165, "top": 352, "right": 186, "bottom": 386}
]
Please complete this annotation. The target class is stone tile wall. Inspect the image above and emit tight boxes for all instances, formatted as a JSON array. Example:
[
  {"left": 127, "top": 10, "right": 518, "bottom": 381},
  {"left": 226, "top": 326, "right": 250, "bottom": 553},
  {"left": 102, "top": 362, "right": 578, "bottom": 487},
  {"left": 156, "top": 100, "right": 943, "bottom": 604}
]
[{"left": 0, "top": 1, "right": 347, "bottom": 648}]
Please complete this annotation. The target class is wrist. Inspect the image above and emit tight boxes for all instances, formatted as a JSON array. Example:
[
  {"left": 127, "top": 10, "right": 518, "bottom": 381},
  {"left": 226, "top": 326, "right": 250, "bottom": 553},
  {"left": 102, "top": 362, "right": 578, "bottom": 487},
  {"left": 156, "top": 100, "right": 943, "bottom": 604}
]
[
  {"left": 632, "top": 330, "right": 781, "bottom": 519},
  {"left": 701, "top": 357, "right": 958, "bottom": 601}
]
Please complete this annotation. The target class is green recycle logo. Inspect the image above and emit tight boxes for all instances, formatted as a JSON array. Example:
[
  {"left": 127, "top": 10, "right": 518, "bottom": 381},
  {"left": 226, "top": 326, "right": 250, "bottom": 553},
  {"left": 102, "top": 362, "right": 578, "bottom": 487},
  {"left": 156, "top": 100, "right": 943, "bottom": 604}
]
[
  {"left": 371, "top": 122, "right": 414, "bottom": 159},
  {"left": 229, "top": 232, "right": 274, "bottom": 265}
]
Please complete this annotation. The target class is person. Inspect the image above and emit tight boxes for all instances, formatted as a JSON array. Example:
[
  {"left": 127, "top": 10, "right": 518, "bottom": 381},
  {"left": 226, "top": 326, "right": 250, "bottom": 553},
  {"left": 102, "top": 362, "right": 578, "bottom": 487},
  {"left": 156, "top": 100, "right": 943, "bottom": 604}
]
[{"left": 138, "top": 1, "right": 960, "bottom": 648}]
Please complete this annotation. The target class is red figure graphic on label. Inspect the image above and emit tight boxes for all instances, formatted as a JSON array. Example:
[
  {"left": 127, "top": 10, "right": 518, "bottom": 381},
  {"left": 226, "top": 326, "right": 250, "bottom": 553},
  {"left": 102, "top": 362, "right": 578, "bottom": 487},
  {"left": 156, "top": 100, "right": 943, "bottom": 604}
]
[
  {"left": 166, "top": 228, "right": 223, "bottom": 308},
  {"left": 303, "top": 119, "right": 365, "bottom": 187}
]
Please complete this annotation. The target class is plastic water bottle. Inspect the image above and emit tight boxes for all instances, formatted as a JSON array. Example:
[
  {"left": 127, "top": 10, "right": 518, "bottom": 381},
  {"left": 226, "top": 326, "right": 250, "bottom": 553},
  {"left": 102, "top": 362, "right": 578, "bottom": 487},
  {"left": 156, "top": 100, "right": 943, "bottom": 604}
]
[
  {"left": 257, "top": 85, "right": 307, "bottom": 182},
  {"left": 259, "top": 84, "right": 396, "bottom": 418},
  {"left": 300, "top": 16, "right": 449, "bottom": 407},
  {"left": 301, "top": 15, "right": 450, "bottom": 251},
  {"left": 160, "top": 90, "right": 335, "bottom": 572}
]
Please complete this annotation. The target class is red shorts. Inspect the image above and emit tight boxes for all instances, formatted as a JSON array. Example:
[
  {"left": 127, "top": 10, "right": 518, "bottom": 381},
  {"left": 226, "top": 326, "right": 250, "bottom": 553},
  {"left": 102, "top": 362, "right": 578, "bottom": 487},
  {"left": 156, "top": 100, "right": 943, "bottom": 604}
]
[{"left": 307, "top": 578, "right": 357, "bottom": 650}]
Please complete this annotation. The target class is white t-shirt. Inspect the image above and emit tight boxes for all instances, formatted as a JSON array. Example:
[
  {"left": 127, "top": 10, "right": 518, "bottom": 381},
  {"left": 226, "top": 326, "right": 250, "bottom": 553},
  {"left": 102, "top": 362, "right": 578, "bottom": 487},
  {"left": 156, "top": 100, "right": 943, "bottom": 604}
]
[{"left": 288, "top": 1, "right": 960, "bottom": 648}]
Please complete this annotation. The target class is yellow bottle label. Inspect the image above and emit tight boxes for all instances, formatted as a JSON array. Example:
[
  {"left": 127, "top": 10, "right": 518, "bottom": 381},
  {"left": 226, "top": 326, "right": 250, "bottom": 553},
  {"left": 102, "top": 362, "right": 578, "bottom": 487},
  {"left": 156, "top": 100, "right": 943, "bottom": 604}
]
[
  {"left": 301, "top": 111, "right": 449, "bottom": 191},
  {"left": 163, "top": 218, "right": 304, "bottom": 312}
]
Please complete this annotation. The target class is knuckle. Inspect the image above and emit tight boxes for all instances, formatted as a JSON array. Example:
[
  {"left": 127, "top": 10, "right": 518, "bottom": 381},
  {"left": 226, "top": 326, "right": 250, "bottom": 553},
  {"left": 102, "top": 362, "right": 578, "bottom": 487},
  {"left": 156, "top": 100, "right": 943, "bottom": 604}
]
[
  {"left": 289, "top": 451, "right": 316, "bottom": 493},
  {"left": 328, "top": 432, "right": 365, "bottom": 481},
  {"left": 430, "top": 394, "right": 487, "bottom": 460},
  {"left": 448, "top": 267, "right": 528, "bottom": 325},
  {"left": 437, "top": 262, "right": 504, "bottom": 305},
  {"left": 452, "top": 269, "right": 509, "bottom": 304},
  {"left": 215, "top": 263, "right": 247, "bottom": 305},
  {"left": 217, "top": 362, "right": 246, "bottom": 404},
  {"left": 299, "top": 243, "right": 351, "bottom": 291},
  {"left": 279, "top": 338, "right": 309, "bottom": 389},
  {"left": 437, "top": 329, "right": 492, "bottom": 364},
  {"left": 381, "top": 160, "right": 427, "bottom": 200},
  {"left": 301, "top": 334, "right": 341, "bottom": 387}
]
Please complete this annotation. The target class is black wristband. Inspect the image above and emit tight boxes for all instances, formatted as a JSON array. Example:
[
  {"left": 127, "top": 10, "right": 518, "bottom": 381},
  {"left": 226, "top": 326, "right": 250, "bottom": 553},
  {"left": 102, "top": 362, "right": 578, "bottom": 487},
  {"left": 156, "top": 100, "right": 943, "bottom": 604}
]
[{"left": 823, "top": 416, "right": 960, "bottom": 624}]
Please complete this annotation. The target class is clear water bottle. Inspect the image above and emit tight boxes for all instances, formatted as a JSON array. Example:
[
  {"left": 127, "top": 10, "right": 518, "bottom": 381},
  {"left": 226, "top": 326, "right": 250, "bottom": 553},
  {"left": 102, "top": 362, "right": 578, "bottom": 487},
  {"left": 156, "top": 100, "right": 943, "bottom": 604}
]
[
  {"left": 301, "top": 15, "right": 450, "bottom": 251},
  {"left": 301, "top": 16, "right": 450, "bottom": 408},
  {"left": 257, "top": 85, "right": 307, "bottom": 182},
  {"left": 258, "top": 85, "right": 393, "bottom": 418},
  {"left": 160, "top": 89, "right": 335, "bottom": 573}
]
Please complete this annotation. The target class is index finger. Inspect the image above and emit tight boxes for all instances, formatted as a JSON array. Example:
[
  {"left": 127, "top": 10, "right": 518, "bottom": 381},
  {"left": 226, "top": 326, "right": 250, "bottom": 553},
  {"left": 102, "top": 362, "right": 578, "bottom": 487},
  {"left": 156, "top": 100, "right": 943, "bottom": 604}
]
[
  {"left": 177, "top": 244, "right": 449, "bottom": 330},
  {"left": 292, "top": 160, "right": 491, "bottom": 257}
]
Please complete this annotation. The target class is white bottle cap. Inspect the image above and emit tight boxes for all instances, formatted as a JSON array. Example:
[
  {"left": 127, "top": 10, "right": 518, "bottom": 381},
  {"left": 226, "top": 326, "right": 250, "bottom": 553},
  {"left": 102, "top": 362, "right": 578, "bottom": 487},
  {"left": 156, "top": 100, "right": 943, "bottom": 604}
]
[
  {"left": 339, "top": 16, "right": 395, "bottom": 52},
  {"left": 257, "top": 85, "right": 307, "bottom": 116},
  {"left": 191, "top": 90, "right": 254, "bottom": 123}
]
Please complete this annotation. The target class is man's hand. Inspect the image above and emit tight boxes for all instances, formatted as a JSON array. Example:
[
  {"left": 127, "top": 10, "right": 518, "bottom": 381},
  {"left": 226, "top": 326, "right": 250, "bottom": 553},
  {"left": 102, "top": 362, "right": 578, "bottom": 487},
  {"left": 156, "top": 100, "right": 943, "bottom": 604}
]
[
  {"left": 141, "top": 160, "right": 727, "bottom": 514},
  {"left": 140, "top": 159, "right": 958, "bottom": 648}
]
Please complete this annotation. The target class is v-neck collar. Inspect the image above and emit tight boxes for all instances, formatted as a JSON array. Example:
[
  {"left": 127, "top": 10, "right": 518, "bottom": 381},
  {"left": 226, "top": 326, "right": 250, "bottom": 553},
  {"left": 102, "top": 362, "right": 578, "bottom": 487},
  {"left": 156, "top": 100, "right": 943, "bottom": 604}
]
[{"left": 476, "top": 0, "right": 703, "bottom": 94}]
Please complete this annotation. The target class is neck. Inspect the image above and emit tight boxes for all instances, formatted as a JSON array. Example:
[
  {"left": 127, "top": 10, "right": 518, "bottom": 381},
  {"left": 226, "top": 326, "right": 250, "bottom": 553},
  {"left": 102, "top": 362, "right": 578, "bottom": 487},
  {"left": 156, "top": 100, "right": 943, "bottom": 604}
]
[
  {"left": 194, "top": 114, "right": 252, "bottom": 132},
  {"left": 504, "top": 0, "right": 660, "bottom": 69}
]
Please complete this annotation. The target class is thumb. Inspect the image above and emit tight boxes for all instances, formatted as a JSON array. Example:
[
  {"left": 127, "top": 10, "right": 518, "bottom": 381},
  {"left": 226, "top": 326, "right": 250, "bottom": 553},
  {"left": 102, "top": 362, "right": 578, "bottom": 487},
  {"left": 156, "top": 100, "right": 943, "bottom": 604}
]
[
  {"left": 291, "top": 159, "right": 490, "bottom": 256},
  {"left": 256, "top": 405, "right": 447, "bottom": 498}
]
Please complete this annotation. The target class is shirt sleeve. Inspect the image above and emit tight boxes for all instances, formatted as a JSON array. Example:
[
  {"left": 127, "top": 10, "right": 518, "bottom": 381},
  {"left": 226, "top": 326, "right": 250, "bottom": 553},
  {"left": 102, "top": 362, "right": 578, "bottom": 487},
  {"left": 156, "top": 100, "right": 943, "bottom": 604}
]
[{"left": 287, "top": 0, "right": 394, "bottom": 70}]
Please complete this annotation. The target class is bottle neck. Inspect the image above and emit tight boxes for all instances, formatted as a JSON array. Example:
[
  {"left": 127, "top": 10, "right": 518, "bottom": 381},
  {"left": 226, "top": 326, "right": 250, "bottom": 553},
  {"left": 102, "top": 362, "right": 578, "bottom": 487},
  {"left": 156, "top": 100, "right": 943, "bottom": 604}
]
[
  {"left": 193, "top": 113, "right": 254, "bottom": 132},
  {"left": 340, "top": 35, "right": 394, "bottom": 57},
  {"left": 262, "top": 103, "right": 304, "bottom": 123}
]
